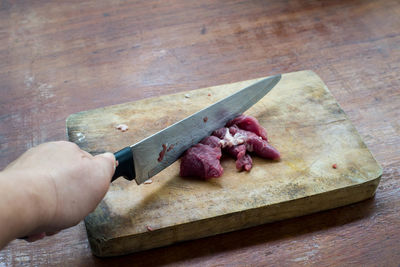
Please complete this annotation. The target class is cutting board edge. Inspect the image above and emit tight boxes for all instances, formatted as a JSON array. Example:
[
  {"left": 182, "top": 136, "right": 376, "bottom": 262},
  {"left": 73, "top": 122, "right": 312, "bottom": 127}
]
[{"left": 87, "top": 174, "right": 381, "bottom": 257}]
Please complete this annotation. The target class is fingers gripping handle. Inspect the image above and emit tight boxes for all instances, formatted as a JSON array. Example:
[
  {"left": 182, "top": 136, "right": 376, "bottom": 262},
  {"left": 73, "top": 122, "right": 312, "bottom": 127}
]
[{"left": 112, "top": 147, "right": 135, "bottom": 182}]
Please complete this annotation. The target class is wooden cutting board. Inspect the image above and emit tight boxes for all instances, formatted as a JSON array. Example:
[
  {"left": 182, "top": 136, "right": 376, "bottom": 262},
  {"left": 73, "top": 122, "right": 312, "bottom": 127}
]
[{"left": 67, "top": 70, "right": 382, "bottom": 257}]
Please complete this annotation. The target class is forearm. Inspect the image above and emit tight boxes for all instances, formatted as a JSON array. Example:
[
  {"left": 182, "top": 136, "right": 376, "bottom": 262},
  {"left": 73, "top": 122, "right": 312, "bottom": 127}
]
[
  {"left": 0, "top": 142, "right": 115, "bottom": 250},
  {"left": 0, "top": 170, "right": 51, "bottom": 249}
]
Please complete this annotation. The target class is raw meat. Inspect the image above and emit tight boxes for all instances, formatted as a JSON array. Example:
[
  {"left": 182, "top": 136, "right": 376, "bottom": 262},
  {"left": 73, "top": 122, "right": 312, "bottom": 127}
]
[
  {"left": 225, "top": 144, "right": 253, "bottom": 171},
  {"left": 212, "top": 128, "right": 227, "bottom": 139},
  {"left": 228, "top": 124, "right": 257, "bottom": 138},
  {"left": 180, "top": 144, "right": 223, "bottom": 179},
  {"left": 200, "top": 136, "right": 222, "bottom": 148},
  {"left": 246, "top": 137, "right": 280, "bottom": 160},
  {"left": 236, "top": 154, "right": 252, "bottom": 171},
  {"left": 180, "top": 114, "right": 280, "bottom": 179},
  {"left": 225, "top": 144, "right": 246, "bottom": 159},
  {"left": 226, "top": 115, "right": 268, "bottom": 141}
]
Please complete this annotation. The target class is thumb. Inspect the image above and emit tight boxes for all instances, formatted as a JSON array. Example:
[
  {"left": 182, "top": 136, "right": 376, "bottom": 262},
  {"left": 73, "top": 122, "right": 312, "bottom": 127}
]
[{"left": 93, "top": 152, "right": 116, "bottom": 182}]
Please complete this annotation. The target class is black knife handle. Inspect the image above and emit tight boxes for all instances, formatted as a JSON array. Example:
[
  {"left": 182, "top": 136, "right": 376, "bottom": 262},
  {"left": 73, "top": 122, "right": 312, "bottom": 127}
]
[{"left": 112, "top": 147, "right": 135, "bottom": 182}]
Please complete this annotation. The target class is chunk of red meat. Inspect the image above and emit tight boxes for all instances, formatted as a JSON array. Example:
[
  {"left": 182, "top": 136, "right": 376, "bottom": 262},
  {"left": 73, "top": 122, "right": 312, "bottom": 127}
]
[
  {"left": 225, "top": 144, "right": 246, "bottom": 159},
  {"left": 179, "top": 144, "right": 223, "bottom": 179},
  {"left": 246, "top": 137, "right": 280, "bottom": 160},
  {"left": 228, "top": 125, "right": 279, "bottom": 160},
  {"left": 236, "top": 154, "right": 252, "bottom": 171},
  {"left": 226, "top": 115, "right": 268, "bottom": 141},
  {"left": 227, "top": 124, "right": 239, "bottom": 135},
  {"left": 200, "top": 136, "right": 221, "bottom": 148},
  {"left": 212, "top": 127, "right": 227, "bottom": 139},
  {"left": 226, "top": 144, "right": 253, "bottom": 171},
  {"left": 180, "top": 115, "right": 280, "bottom": 179},
  {"left": 228, "top": 125, "right": 259, "bottom": 139}
]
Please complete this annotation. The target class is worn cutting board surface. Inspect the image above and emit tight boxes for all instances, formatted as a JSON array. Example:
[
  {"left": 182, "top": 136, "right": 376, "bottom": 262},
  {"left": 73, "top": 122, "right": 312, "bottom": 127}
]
[{"left": 67, "top": 70, "right": 382, "bottom": 257}]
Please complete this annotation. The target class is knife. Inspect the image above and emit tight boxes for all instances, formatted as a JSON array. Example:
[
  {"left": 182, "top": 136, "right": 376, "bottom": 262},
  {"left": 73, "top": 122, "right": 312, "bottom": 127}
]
[{"left": 112, "top": 74, "right": 281, "bottom": 184}]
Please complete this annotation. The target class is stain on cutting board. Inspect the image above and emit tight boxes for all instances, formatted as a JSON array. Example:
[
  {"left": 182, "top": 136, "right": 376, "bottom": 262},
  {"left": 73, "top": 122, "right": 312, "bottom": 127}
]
[{"left": 67, "top": 70, "right": 382, "bottom": 257}]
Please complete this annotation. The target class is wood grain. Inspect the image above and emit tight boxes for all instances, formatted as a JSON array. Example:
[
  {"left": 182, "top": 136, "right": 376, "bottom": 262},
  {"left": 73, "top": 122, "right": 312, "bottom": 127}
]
[
  {"left": 67, "top": 70, "right": 382, "bottom": 256},
  {"left": 0, "top": 0, "right": 399, "bottom": 266}
]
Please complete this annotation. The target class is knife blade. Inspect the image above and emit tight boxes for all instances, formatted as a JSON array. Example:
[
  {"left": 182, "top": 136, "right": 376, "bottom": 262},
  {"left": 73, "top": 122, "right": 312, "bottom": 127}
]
[{"left": 112, "top": 74, "right": 281, "bottom": 184}]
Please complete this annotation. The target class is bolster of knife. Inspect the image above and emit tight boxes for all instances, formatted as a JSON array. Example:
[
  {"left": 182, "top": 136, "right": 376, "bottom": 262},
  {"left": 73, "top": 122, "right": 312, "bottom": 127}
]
[{"left": 112, "top": 147, "right": 135, "bottom": 182}]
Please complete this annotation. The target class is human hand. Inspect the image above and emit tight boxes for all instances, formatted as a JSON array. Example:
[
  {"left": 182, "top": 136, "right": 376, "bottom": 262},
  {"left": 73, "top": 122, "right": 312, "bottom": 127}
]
[{"left": 1, "top": 141, "right": 116, "bottom": 244}]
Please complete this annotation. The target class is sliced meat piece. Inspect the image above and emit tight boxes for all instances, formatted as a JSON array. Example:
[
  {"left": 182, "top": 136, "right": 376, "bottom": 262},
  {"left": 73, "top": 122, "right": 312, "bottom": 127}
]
[
  {"left": 225, "top": 144, "right": 246, "bottom": 159},
  {"left": 228, "top": 126, "right": 279, "bottom": 159},
  {"left": 227, "top": 124, "right": 240, "bottom": 135},
  {"left": 226, "top": 144, "right": 253, "bottom": 171},
  {"left": 212, "top": 127, "right": 227, "bottom": 139},
  {"left": 200, "top": 136, "right": 222, "bottom": 148},
  {"left": 180, "top": 144, "right": 223, "bottom": 179},
  {"left": 246, "top": 136, "right": 280, "bottom": 160},
  {"left": 228, "top": 125, "right": 259, "bottom": 139},
  {"left": 236, "top": 153, "right": 253, "bottom": 171},
  {"left": 180, "top": 115, "right": 279, "bottom": 179},
  {"left": 226, "top": 115, "right": 268, "bottom": 141}
]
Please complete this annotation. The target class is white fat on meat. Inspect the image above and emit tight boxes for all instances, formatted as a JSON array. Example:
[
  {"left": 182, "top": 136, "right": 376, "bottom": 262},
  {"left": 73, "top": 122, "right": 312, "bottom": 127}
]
[{"left": 219, "top": 128, "right": 247, "bottom": 148}]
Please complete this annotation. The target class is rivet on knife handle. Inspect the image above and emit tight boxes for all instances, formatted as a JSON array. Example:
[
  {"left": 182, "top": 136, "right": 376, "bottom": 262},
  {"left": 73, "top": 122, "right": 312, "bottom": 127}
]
[{"left": 112, "top": 147, "right": 135, "bottom": 182}]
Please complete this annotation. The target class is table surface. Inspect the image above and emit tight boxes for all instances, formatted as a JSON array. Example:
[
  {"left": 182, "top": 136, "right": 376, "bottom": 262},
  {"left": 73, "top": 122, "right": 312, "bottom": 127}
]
[{"left": 0, "top": 0, "right": 399, "bottom": 266}]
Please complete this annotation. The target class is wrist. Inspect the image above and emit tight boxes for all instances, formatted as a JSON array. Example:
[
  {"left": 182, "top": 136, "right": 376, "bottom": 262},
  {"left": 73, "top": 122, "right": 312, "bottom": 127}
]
[{"left": 0, "top": 169, "right": 55, "bottom": 241}]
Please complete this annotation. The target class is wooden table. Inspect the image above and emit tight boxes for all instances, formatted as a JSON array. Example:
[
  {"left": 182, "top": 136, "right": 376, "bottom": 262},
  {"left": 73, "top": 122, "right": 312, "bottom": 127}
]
[{"left": 1, "top": 0, "right": 399, "bottom": 266}]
